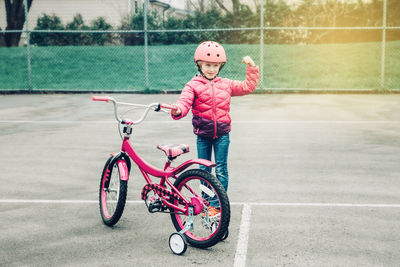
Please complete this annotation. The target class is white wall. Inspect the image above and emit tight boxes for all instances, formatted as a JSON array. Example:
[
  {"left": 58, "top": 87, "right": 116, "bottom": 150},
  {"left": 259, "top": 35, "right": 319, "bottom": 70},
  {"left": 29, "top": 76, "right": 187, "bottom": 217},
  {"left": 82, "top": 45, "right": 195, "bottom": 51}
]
[
  {"left": 0, "top": 0, "right": 188, "bottom": 46},
  {"left": 0, "top": 0, "right": 142, "bottom": 30},
  {"left": 29, "top": 0, "right": 131, "bottom": 28}
]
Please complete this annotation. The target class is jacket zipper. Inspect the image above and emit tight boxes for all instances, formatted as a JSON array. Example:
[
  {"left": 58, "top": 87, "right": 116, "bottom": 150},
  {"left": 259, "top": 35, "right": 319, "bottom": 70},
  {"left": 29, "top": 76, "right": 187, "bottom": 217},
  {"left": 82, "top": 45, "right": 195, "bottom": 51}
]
[{"left": 211, "top": 81, "right": 217, "bottom": 139}]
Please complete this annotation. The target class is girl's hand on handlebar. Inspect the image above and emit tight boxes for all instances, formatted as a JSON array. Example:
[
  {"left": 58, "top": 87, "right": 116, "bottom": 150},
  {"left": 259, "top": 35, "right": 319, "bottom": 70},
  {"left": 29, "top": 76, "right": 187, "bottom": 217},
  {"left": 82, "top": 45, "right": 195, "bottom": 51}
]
[
  {"left": 242, "top": 56, "right": 255, "bottom": 67},
  {"left": 170, "top": 105, "right": 181, "bottom": 116},
  {"left": 159, "top": 103, "right": 181, "bottom": 116}
]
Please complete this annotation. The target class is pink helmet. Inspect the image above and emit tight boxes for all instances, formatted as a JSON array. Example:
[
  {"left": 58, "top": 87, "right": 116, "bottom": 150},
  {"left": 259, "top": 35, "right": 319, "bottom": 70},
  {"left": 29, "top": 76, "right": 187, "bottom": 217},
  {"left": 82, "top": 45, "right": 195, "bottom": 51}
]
[{"left": 194, "top": 41, "right": 226, "bottom": 63}]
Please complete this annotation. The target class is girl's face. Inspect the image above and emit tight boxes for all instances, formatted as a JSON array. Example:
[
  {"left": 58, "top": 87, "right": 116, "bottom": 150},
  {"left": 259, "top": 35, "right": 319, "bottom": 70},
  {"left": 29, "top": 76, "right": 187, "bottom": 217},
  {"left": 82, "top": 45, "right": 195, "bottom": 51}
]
[{"left": 198, "top": 61, "right": 222, "bottom": 80}]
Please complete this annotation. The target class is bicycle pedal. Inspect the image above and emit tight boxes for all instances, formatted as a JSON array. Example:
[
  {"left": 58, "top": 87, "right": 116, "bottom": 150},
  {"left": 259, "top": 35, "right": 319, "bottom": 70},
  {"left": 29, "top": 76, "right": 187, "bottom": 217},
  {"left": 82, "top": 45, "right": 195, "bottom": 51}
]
[{"left": 148, "top": 199, "right": 162, "bottom": 213}]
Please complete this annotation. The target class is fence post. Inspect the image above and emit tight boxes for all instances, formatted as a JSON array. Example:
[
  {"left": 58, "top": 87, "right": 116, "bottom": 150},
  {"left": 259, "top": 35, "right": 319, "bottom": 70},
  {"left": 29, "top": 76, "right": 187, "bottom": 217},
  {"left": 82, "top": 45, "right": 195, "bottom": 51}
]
[
  {"left": 24, "top": 0, "right": 33, "bottom": 91},
  {"left": 259, "top": 0, "right": 264, "bottom": 91},
  {"left": 380, "top": 0, "right": 387, "bottom": 91},
  {"left": 144, "top": 0, "right": 150, "bottom": 90}
]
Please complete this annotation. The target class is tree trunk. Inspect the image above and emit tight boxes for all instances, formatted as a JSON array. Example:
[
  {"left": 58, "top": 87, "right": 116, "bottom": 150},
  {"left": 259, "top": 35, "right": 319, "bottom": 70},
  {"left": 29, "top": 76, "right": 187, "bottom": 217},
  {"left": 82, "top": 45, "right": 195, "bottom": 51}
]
[
  {"left": 1, "top": 0, "right": 33, "bottom": 47},
  {"left": 215, "top": 0, "right": 230, "bottom": 14},
  {"left": 0, "top": 30, "right": 6, "bottom": 46},
  {"left": 5, "top": 32, "right": 24, "bottom": 46},
  {"left": 231, "top": 0, "right": 240, "bottom": 15}
]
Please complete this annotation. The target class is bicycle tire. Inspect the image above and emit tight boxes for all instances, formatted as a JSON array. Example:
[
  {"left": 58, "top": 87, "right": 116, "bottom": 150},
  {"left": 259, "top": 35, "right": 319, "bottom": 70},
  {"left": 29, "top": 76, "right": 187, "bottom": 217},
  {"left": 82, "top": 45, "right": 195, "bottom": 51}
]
[
  {"left": 170, "top": 169, "right": 230, "bottom": 248},
  {"left": 99, "top": 157, "right": 128, "bottom": 226}
]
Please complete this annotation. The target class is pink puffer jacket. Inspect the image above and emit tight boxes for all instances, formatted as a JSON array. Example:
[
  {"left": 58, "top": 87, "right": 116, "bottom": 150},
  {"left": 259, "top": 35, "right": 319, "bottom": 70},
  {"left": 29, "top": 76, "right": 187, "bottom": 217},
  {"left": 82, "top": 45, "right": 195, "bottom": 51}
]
[{"left": 173, "top": 66, "right": 259, "bottom": 139}]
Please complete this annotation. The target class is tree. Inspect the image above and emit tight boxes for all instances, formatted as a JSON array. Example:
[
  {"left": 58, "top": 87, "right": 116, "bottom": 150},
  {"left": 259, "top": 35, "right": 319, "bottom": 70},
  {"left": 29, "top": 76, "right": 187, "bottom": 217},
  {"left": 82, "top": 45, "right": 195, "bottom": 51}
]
[
  {"left": 0, "top": 0, "right": 33, "bottom": 47},
  {"left": 186, "top": 0, "right": 212, "bottom": 13},
  {"left": 215, "top": 0, "right": 241, "bottom": 15},
  {"left": 30, "top": 13, "right": 65, "bottom": 46}
]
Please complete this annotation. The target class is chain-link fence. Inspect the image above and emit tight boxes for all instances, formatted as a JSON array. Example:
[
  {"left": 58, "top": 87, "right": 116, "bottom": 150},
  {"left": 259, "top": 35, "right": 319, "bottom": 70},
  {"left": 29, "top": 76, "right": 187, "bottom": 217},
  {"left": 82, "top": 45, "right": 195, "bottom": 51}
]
[{"left": 1, "top": 0, "right": 399, "bottom": 93}]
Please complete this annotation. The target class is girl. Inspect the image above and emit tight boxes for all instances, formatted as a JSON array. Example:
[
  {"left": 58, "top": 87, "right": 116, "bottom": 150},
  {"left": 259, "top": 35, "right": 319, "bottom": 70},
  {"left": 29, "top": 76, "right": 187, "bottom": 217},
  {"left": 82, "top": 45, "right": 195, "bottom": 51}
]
[{"left": 171, "top": 41, "right": 259, "bottom": 216}]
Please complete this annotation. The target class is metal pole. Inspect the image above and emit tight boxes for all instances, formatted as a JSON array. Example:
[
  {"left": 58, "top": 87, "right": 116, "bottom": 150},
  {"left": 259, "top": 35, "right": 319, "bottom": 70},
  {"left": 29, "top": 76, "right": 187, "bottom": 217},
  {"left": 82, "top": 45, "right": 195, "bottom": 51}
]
[
  {"left": 380, "top": 0, "right": 387, "bottom": 91},
  {"left": 259, "top": 0, "right": 264, "bottom": 90},
  {"left": 144, "top": 0, "right": 149, "bottom": 90},
  {"left": 24, "top": 0, "right": 32, "bottom": 91}
]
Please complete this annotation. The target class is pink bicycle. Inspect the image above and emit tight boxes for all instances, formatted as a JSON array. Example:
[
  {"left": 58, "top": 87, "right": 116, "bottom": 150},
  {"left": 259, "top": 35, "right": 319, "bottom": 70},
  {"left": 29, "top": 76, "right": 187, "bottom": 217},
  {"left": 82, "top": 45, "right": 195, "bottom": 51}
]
[{"left": 92, "top": 96, "right": 230, "bottom": 255}]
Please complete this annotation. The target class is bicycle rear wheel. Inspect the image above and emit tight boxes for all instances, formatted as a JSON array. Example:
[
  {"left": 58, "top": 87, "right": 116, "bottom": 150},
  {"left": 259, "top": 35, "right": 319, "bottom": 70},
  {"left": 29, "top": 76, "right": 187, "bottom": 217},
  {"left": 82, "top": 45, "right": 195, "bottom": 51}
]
[
  {"left": 170, "top": 169, "right": 230, "bottom": 248},
  {"left": 99, "top": 157, "right": 128, "bottom": 226}
]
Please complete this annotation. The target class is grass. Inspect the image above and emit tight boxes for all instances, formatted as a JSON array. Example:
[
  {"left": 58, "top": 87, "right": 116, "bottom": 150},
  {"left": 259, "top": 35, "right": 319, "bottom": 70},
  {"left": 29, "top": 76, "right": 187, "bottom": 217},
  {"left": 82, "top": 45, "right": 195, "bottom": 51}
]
[{"left": 0, "top": 41, "right": 399, "bottom": 92}]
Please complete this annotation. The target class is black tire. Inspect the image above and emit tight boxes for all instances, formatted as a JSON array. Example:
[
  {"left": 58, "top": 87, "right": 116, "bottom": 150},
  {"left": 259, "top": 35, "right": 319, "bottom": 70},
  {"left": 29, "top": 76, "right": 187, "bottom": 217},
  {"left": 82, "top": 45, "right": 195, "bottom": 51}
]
[
  {"left": 170, "top": 169, "right": 230, "bottom": 248},
  {"left": 221, "top": 228, "right": 229, "bottom": 241},
  {"left": 99, "top": 157, "right": 128, "bottom": 226}
]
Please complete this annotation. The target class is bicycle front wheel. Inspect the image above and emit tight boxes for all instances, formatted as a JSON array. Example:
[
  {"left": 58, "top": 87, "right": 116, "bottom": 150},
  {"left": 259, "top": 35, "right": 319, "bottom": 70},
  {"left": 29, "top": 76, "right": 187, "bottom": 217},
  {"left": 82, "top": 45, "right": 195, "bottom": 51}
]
[
  {"left": 99, "top": 157, "right": 128, "bottom": 226},
  {"left": 170, "top": 169, "right": 230, "bottom": 248}
]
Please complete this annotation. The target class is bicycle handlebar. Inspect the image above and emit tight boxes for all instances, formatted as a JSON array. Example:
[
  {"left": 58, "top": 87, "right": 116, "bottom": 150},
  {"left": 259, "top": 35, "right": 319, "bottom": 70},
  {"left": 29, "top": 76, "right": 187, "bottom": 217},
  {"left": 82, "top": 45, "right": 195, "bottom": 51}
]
[
  {"left": 159, "top": 103, "right": 176, "bottom": 110},
  {"left": 92, "top": 95, "right": 175, "bottom": 125},
  {"left": 92, "top": 95, "right": 110, "bottom": 102}
]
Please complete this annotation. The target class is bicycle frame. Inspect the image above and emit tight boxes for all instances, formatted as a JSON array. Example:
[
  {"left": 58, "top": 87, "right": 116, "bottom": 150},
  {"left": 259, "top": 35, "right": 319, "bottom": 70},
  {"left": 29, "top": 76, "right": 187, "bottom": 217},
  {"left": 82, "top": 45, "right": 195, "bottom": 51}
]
[
  {"left": 120, "top": 137, "right": 215, "bottom": 214},
  {"left": 93, "top": 95, "right": 216, "bottom": 215},
  {"left": 121, "top": 137, "right": 215, "bottom": 179}
]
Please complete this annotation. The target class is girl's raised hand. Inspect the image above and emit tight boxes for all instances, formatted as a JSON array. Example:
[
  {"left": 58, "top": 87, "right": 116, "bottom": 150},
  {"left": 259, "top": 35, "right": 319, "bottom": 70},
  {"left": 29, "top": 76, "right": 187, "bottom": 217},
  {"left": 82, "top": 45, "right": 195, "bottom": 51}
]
[{"left": 242, "top": 56, "right": 256, "bottom": 67}]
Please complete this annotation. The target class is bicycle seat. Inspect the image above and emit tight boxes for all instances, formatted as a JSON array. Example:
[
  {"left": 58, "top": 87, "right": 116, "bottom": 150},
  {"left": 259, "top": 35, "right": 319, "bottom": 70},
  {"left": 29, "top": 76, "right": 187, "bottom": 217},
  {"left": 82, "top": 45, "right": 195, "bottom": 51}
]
[{"left": 157, "top": 144, "right": 190, "bottom": 160}]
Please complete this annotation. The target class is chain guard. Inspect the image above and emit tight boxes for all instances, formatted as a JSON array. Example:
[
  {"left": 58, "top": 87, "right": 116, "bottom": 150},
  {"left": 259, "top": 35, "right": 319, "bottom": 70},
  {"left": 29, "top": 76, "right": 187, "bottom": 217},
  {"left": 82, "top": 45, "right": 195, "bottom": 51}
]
[{"left": 141, "top": 183, "right": 185, "bottom": 205}]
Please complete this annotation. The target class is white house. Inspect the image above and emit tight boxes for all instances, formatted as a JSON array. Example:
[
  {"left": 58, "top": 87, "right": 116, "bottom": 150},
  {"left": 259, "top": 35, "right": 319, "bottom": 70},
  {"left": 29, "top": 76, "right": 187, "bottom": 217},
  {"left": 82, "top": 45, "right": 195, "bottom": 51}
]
[
  {"left": 0, "top": 0, "right": 190, "bottom": 30},
  {"left": 0, "top": 0, "right": 195, "bottom": 46}
]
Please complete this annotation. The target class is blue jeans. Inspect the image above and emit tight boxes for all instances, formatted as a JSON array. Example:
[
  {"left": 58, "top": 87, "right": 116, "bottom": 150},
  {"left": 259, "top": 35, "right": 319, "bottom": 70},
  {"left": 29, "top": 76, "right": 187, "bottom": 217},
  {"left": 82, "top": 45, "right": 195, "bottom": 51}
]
[{"left": 197, "top": 134, "right": 230, "bottom": 207}]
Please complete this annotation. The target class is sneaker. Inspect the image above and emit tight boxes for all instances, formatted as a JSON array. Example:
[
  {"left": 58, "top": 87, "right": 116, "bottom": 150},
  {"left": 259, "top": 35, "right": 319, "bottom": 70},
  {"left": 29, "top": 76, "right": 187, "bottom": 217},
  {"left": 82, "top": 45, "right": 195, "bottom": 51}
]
[{"left": 202, "top": 206, "right": 221, "bottom": 218}]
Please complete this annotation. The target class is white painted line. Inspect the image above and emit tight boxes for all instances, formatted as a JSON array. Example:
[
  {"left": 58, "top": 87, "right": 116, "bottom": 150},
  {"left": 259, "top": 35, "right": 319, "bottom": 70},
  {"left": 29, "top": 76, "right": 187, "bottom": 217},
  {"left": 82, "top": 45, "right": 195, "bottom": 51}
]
[
  {"left": 0, "top": 199, "right": 142, "bottom": 204},
  {"left": 1, "top": 200, "right": 400, "bottom": 208},
  {"left": 231, "top": 202, "right": 400, "bottom": 208},
  {"left": 0, "top": 120, "right": 399, "bottom": 124},
  {"left": 0, "top": 120, "right": 170, "bottom": 124},
  {"left": 0, "top": 199, "right": 98, "bottom": 204},
  {"left": 233, "top": 120, "right": 400, "bottom": 124},
  {"left": 0, "top": 121, "right": 112, "bottom": 124},
  {"left": 234, "top": 204, "right": 252, "bottom": 267}
]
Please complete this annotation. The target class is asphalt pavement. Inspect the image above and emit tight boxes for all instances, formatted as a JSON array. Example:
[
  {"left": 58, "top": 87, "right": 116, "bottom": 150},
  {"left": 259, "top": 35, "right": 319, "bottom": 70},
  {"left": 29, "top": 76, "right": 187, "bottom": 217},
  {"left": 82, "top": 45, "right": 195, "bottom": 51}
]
[{"left": 1, "top": 93, "right": 399, "bottom": 266}]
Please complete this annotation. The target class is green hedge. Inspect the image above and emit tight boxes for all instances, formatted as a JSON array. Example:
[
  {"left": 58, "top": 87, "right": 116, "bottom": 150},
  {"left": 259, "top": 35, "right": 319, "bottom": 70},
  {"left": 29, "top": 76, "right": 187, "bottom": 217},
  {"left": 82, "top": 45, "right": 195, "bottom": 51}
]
[
  {"left": 29, "top": 0, "right": 400, "bottom": 46},
  {"left": 31, "top": 14, "right": 113, "bottom": 46}
]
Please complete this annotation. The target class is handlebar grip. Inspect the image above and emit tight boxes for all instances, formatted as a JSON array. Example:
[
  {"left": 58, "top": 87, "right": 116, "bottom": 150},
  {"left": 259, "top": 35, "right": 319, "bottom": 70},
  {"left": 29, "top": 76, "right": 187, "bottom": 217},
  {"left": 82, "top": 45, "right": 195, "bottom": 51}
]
[
  {"left": 92, "top": 95, "right": 110, "bottom": 102},
  {"left": 160, "top": 104, "right": 176, "bottom": 110}
]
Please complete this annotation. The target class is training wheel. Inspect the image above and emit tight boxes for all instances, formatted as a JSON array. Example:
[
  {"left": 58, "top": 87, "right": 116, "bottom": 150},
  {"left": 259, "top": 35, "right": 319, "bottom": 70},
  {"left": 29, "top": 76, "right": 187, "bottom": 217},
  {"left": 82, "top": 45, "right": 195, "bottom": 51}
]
[{"left": 169, "top": 232, "right": 187, "bottom": 255}]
